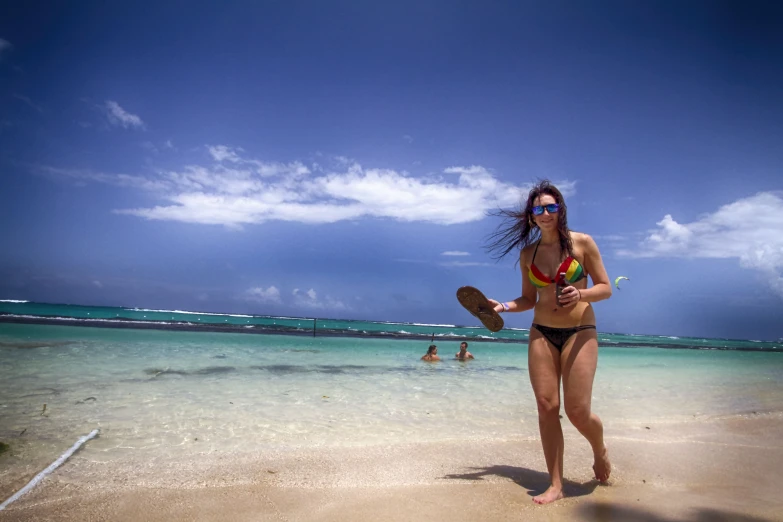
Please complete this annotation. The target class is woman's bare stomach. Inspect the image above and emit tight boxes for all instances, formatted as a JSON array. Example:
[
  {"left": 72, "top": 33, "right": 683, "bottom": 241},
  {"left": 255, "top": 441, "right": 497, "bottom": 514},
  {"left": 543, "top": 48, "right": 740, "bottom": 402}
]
[{"left": 532, "top": 288, "right": 596, "bottom": 328}]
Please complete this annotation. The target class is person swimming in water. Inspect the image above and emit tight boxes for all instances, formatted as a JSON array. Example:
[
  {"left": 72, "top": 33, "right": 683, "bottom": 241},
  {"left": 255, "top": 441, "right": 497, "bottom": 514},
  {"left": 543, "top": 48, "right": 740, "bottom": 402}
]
[
  {"left": 485, "top": 179, "right": 613, "bottom": 504},
  {"left": 455, "top": 342, "right": 474, "bottom": 360},
  {"left": 421, "top": 344, "right": 441, "bottom": 361}
]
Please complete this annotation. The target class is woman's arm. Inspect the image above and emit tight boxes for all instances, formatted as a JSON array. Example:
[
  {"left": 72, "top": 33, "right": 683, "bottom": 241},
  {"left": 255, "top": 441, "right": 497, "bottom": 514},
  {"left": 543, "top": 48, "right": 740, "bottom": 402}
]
[
  {"left": 490, "top": 248, "right": 538, "bottom": 313},
  {"left": 578, "top": 234, "right": 612, "bottom": 303}
]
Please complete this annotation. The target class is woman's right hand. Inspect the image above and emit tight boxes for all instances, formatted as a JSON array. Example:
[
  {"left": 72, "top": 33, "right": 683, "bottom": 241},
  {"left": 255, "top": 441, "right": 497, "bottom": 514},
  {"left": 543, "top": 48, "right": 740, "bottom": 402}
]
[{"left": 487, "top": 298, "right": 503, "bottom": 314}]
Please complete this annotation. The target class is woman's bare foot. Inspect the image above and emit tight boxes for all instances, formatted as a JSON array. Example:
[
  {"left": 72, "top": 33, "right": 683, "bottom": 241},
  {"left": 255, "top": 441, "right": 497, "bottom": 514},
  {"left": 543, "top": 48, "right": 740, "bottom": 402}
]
[
  {"left": 593, "top": 446, "right": 611, "bottom": 482},
  {"left": 532, "top": 485, "right": 564, "bottom": 504}
]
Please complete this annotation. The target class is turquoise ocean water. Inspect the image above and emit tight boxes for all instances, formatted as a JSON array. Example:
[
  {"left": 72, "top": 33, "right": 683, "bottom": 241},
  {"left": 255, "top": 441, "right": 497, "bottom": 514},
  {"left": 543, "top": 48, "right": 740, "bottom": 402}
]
[
  {"left": 2, "top": 300, "right": 781, "bottom": 350},
  {"left": 1, "top": 299, "right": 782, "bottom": 470}
]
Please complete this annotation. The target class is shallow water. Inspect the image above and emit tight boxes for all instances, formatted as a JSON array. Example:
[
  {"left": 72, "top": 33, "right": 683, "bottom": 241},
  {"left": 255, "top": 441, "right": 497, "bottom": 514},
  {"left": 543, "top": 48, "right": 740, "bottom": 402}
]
[{"left": 1, "top": 323, "right": 782, "bottom": 469}]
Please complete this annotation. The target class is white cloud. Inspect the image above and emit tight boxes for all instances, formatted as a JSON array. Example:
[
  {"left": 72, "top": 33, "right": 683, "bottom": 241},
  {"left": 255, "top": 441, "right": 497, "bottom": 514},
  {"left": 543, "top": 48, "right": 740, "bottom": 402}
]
[
  {"left": 208, "top": 145, "right": 243, "bottom": 163},
  {"left": 104, "top": 101, "right": 145, "bottom": 129},
  {"left": 441, "top": 251, "right": 470, "bottom": 256},
  {"left": 113, "top": 152, "right": 544, "bottom": 227},
  {"left": 620, "top": 192, "right": 783, "bottom": 297},
  {"left": 14, "top": 94, "right": 43, "bottom": 113},
  {"left": 403, "top": 134, "right": 414, "bottom": 143},
  {"left": 207, "top": 145, "right": 310, "bottom": 180},
  {"left": 292, "top": 287, "right": 348, "bottom": 311},
  {"left": 245, "top": 286, "right": 281, "bottom": 304},
  {"left": 0, "top": 39, "right": 11, "bottom": 56},
  {"left": 39, "top": 166, "right": 169, "bottom": 192},
  {"left": 44, "top": 147, "right": 574, "bottom": 229},
  {"left": 439, "top": 261, "right": 495, "bottom": 267},
  {"left": 93, "top": 280, "right": 103, "bottom": 288}
]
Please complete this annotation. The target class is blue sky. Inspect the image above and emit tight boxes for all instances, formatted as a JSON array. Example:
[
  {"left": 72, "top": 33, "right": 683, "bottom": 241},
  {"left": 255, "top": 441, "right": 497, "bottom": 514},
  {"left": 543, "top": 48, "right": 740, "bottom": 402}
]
[{"left": 1, "top": 1, "right": 782, "bottom": 340}]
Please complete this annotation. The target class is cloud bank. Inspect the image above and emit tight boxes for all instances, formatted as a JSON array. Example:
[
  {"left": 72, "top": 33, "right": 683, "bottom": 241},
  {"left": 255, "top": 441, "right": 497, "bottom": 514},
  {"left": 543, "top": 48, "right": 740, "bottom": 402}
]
[
  {"left": 620, "top": 192, "right": 783, "bottom": 297},
  {"left": 105, "top": 101, "right": 145, "bottom": 129},
  {"left": 44, "top": 146, "right": 565, "bottom": 227},
  {"left": 0, "top": 38, "right": 11, "bottom": 57},
  {"left": 245, "top": 286, "right": 282, "bottom": 304}
]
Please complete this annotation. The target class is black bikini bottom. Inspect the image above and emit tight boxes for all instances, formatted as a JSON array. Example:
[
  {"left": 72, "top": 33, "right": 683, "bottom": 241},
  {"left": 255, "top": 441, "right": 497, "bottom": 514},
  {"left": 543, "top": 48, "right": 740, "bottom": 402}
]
[{"left": 531, "top": 324, "right": 596, "bottom": 352}]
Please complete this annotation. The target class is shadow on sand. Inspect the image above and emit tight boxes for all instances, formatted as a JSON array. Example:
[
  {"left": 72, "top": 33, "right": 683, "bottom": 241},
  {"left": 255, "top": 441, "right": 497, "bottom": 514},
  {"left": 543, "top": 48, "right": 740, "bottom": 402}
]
[
  {"left": 441, "top": 464, "right": 600, "bottom": 500},
  {"left": 443, "top": 466, "right": 775, "bottom": 522},
  {"left": 575, "top": 502, "right": 776, "bottom": 522}
]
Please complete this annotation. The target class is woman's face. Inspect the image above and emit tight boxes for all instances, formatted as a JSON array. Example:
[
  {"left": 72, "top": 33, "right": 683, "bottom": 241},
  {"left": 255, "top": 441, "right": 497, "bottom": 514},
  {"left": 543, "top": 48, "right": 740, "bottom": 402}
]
[{"left": 532, "top": 193, "right": 559, "bottom": 231}]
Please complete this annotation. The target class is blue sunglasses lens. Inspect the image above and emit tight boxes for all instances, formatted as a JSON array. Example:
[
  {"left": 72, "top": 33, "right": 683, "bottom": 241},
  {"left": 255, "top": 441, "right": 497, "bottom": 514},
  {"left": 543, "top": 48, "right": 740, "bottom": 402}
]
[{"left": 532, "top": 204, "right": 559, "bottom": 216}]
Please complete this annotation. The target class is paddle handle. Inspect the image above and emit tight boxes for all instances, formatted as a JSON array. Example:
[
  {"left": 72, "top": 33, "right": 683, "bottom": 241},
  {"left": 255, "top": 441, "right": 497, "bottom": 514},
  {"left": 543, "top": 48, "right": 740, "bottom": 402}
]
[{"left": 555, "top": 272, "right": 567, "bottom": 307}]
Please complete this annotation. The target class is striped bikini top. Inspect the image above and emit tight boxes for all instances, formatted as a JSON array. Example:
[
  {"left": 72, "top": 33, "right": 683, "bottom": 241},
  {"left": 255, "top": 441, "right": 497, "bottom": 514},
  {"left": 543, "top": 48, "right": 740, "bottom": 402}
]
[{"left": 528, "top": 241, "right": 587, "bottom": 288}]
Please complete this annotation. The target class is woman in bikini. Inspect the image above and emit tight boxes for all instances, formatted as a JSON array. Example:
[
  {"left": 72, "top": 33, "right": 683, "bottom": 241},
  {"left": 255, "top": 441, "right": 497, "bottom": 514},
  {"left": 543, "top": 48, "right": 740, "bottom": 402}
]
[{"left": 486, "top": 180, "right": 613, "bottom": 504}]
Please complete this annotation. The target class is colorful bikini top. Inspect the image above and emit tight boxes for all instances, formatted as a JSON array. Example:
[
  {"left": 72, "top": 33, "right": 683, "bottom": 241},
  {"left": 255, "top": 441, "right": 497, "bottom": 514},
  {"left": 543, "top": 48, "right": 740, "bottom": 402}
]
[{"left": 528, "top": 240, "right": 587, "bottom": 288}]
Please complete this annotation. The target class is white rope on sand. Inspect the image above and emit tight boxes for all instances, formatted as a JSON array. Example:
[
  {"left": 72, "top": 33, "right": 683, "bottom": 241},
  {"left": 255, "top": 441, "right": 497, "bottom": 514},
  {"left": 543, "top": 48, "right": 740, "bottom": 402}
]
[{"left": 0, "top": 428, "right": 100, "bottom": 511}]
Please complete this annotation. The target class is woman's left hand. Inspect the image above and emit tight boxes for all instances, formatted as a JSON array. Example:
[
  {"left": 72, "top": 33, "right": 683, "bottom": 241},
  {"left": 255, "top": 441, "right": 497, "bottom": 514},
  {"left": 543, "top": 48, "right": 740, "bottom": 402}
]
[
  {"left": 487, "top": 298, "right": 503, "bottom": 314},
  {"left": 559, "top": 286, "right": 581, "bottom": 307}
]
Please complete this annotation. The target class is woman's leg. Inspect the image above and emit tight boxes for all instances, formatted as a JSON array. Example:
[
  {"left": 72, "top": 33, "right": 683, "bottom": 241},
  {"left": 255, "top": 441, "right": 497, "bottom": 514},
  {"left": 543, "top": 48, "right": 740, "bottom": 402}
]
[
  {"left": 561, "top": 329, "right": 611, "bottom": 482},
  {"left": 528, "top": 329, "right": 565, "bottom": 504}
]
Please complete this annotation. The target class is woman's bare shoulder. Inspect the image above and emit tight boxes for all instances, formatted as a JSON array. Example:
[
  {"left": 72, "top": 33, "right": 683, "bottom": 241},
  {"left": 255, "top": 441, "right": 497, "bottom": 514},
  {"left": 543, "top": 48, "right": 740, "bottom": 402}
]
[
  {"left": 570, "top": 232, "right": 601, "bottom": 261},
  {"left": 570, "top": 231, "right": 594, "bottom": 246}
]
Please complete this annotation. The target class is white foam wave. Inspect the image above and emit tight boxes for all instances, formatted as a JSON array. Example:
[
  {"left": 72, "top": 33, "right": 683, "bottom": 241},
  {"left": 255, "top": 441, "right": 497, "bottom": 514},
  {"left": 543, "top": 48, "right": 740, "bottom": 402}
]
[
  {"left": 3, "top": 314, "right": 172, "bottom": 325},
  {"left": 0, "top": 299, "right": 29, "bottom": 303},
  {"left": 375, "top": 320, "right": 456, "bottom": 327},
  {"left": 126, "top": 308, "right": 253, "bottom": 318}
]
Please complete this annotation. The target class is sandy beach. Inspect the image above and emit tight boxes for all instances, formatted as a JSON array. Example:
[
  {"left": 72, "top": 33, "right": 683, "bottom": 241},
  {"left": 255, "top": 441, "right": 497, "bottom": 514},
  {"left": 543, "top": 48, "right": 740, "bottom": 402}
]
[{"left": 2, "top": 413, "right": 781, "bottom": 521}]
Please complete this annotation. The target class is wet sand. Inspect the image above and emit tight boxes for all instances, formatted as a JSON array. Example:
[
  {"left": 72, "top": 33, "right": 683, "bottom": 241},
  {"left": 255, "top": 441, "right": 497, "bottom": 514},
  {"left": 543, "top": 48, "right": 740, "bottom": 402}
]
[{"left": 1, "top": 413, "right": 782, "bottom": 521}]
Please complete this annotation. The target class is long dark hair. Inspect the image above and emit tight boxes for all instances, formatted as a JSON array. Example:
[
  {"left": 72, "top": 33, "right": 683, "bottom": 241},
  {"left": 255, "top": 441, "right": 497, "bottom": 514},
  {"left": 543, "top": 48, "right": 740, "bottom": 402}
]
[
  {"left": 485, "top": 179, "right": 574, "bottom": 261},
  {"left": 427, "top": 345, "right": 437, "bottom": 355}
]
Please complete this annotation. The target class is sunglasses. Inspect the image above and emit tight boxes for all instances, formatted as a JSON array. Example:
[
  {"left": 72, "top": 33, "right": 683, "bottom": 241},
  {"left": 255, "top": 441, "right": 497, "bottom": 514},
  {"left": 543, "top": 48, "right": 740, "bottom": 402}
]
[{"left": 531, "top": 203, "right": 560, "bottom": 216}]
